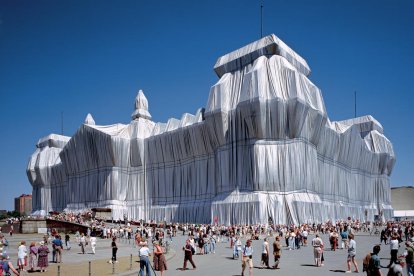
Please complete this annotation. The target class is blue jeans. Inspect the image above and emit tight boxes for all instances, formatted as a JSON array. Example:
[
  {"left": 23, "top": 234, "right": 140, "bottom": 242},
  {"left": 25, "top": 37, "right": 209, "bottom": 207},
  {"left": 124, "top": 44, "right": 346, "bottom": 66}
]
[
  {"left": 140, "top": 257, "right": 151, "bottom": 276},
  {"left": 233, "top": 247, "right": 241, "bottom": 258},
  {"left": 210, "top": 242, "right": 215, "bottom": 253}
]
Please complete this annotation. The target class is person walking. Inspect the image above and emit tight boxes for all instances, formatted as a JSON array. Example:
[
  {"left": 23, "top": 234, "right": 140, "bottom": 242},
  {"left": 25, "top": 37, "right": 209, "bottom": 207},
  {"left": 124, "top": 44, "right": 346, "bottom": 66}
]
[
  {"left": 312, "top": 234, "right": 323, "bottom": 267},
  {"left": 17, "top": 241, "right": 27, "bottom": 272},
  {"left": 0, "top": 234, "right": 9, "bottom": 254},
  {"left": 51, "top": 236, "right": 57, "bottom": 263},
  {"left": 0, "top": 253, "right": 20, "bottom": 276},
  {"left": 365, "top": 245, "right": 382, "bottom": 276},
  {"left": 288, "top": 230, "right": 296, "bottom": 250},
  {"left": 387, "top": 233, "right": 399, "bottom": 268},
  {"left": 90, "top": 235, "right": 97, "bottom": 254},
  {"left": 346, "top": 234, "right": 359, "bottom": 273},
  {"left": 331, "top": 230, "right": 339, "bottom": 251},
  {"left": 272, "top": 236, "right": 282, "bottom": 269},
  {"left": 28, "top": 241, "right": 38, "bottom": 272},
  {"left": 65, "top": 233, "right": 71, "bottom": 250},
  {"left": 405, "top": 240, "right": 413, "bottom": 276},
  {"left": 79, "top": 233, "right": 86, "bottom": 254},
  {"left": 37, "top": 241, "right": 50, "bottom": 273},
  {"left": 295, "top": 229, "right": 301, "bottom": 249},
  {"left": 111, "top": 237, "right": 118, "bottom": 263},
  {"left": 182, "top": 239, "right": 196, "bottom": 270},
  {"left": 233, "top": 236, "right": 242, "bottom": 259},
  {"left": 261, "top": 237, "right": 270, "bottom": 268},
  {"left": 210, "top": 233, "right": 217, "bottom": 254},
  {"left": 302, "top": 228, "right": 309, "bottom": 246},
  {"left": 341, "top": 228, "right": 349, "bottom": 250},
  {"left": 139, "top": 242, "right": 152, "bottom": 276},
  {"left": 381, "top": 229, "right": 388, "bottom": 245},
  {"left": 153, "top": 241, "right": 167, "bottom": 276},
  {"left": 241, "top": 239, "right": 253, "bottom": 276},
  {"left": 52, "top": 235, "right": 63, "bottom": 263}
]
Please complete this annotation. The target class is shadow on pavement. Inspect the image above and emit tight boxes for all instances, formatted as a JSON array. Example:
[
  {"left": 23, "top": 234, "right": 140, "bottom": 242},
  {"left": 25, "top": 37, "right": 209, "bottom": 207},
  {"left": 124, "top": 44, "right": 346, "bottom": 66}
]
[{"left": 329, "top": 269, "right": 347, "bottom": 273}]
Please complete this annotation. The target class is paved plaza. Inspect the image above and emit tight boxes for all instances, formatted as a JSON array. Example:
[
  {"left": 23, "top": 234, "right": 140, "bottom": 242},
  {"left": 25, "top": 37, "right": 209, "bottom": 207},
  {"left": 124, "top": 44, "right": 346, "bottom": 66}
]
[{"left": 1, "top": 230, "right": 409, "bottom": 276}]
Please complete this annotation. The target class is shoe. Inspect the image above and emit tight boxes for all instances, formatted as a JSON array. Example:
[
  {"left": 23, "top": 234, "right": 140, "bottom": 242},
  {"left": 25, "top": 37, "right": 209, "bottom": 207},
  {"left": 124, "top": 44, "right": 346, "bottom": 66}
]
[{"left": 345, "top": 271, "right": 351, "bottom": 273}]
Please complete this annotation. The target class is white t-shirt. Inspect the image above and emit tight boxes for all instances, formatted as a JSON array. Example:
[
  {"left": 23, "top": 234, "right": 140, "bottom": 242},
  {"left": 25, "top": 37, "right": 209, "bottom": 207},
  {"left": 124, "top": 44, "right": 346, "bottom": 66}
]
[
  {"left": 18, "top": 244, "right": 27, "bottom": 259},
  {"left": 236, "top": 239, "right": 242, "bottom": 249},
  {"left": 139, "top": 246, "right": 151, "bottom": 257},
  {"left": 262, "top": 241, "right": 269, "bottom": 254},
  {"left": 90, "top": 237, "right": 97, "bottom": 245},
  {"left": 348, "top": 239, "right": 356, "bottom": 256},
  {"left": 390, "top": 239, "right": 399, "bottom": 250}
]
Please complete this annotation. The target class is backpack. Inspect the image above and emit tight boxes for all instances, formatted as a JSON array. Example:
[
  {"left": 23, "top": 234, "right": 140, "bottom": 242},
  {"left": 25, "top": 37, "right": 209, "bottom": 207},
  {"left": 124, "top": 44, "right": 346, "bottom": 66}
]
[{"left": 0, "top": 260, "right": 10, "bottom": 276}]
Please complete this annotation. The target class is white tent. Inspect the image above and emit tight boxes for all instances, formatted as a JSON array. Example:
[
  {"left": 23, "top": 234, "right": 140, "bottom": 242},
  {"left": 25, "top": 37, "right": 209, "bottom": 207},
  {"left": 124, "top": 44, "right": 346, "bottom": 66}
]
[{"left": 27, "top": 34, "right": 395, "bottom": 224}]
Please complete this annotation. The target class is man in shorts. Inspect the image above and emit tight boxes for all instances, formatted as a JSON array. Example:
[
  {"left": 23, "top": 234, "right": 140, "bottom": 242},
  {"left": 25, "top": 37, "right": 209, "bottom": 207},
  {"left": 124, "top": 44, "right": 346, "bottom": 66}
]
[
  {"left": 272, "top": 236, "right": 282, "bottom": 269},
  {"left": 241, "top": 239, "right": 253, "bottom": 276}
]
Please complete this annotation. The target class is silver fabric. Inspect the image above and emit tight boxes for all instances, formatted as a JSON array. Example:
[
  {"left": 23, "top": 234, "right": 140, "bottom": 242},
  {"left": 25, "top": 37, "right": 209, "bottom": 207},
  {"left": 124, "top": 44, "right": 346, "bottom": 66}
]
[{"left": 27, "top": 34, "right": 395, "bottom": 225}]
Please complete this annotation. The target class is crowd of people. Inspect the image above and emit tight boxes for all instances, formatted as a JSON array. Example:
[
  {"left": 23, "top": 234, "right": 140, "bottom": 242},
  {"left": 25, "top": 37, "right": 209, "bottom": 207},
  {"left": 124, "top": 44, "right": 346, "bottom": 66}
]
[
  {"left": 0, "top": 212, "right": 413, "bottom": 276},
  {"left": 174, "top": 220, "right": 414, "bottom": 276}
]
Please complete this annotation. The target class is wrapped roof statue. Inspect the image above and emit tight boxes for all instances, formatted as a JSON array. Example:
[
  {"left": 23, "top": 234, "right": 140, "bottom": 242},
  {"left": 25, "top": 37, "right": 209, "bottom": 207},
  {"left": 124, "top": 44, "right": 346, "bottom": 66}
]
[{"left": 27, "top": 34, "right": 395, "bottom": 225}]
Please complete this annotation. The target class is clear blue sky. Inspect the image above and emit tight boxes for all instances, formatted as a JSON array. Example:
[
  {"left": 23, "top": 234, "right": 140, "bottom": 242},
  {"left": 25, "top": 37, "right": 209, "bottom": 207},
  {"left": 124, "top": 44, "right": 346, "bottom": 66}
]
[{"left": 0, "top": 0, "right": 413, "bottom": 211}]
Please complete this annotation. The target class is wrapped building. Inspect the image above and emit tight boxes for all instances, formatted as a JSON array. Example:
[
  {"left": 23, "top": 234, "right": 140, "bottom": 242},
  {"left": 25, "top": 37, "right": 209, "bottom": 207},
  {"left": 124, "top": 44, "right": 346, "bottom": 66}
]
[{"left": 27, "top": 34, "right": 395, "bottom": 225}]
